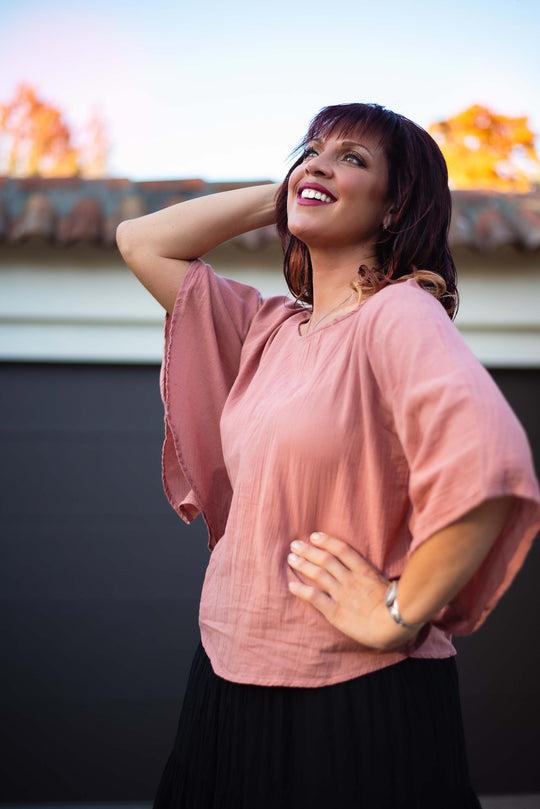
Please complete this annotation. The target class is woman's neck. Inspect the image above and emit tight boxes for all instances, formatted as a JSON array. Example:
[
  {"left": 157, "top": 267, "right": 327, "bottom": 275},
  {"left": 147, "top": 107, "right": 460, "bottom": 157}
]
[{"left": 309, "top": 245, "right": 376, "bottom": 313}]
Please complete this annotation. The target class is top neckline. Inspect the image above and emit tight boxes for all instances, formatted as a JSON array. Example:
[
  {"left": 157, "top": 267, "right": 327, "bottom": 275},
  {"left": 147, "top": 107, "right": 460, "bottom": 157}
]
[{"left": 295, "top": 303, "right": 364, "bottom": 339}]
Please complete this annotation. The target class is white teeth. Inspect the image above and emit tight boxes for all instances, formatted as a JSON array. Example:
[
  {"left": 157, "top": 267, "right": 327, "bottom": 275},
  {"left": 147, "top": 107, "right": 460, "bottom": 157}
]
[{"left": 300, "top": 188, "right": 333, "bottom": 203}]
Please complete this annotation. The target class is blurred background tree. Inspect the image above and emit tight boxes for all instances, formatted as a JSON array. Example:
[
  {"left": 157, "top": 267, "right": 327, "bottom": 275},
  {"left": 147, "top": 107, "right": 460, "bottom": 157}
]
[
  {"left": 78, "top": 110, "right": 109, "bottom": 179},
  {"left": 0, "top": 83, "right": 108, "bottom": 178},
  {"left": 429, "top": 104, "right": 540, "bottom": 192}
]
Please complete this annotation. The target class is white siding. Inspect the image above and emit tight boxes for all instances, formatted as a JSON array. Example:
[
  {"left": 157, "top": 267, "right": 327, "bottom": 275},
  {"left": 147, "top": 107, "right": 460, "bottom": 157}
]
[{"left": 1, "top": 243, "right": 539, "bottom": 366}]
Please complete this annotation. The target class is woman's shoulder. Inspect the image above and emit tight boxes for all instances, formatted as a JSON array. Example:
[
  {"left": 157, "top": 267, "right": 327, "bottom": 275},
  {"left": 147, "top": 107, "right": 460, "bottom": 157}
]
[
  {"left": 355, "top": 278, "right": 472, "bottom": 378},
  {"left": 245, "top": 295, "right": 302, "bottom": 344},
  {"left": 359, "top": 278, "right": 455, "bottom": 340},
  {"left": 363, "top": 277, "right": 446, "bottom": 316},
  {"left": 188, "top": 259, "right": 295, "bottom": 316},
  {"left": 257, "top": 293, "right": 300, "bottom": 317}
]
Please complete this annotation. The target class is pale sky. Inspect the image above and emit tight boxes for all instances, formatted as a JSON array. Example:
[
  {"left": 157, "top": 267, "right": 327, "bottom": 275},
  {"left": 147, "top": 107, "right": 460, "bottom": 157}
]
[{"left": 1, "top": 0, "right": 539, "bottom": 181}]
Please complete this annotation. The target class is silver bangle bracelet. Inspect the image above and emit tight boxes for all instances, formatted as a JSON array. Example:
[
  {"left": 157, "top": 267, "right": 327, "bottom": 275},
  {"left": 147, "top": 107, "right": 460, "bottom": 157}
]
[{"left": 384, "top": 581, "right": 424, "bottom": 630}]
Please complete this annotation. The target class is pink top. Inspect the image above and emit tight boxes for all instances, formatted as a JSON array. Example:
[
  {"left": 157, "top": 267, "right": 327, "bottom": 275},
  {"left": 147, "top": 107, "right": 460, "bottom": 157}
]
[{"left": 161, "top": 260, "right": 540, "bottom": 687}]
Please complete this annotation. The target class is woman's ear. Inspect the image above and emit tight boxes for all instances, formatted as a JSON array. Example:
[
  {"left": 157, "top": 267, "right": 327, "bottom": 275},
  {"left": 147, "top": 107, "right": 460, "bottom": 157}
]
[{"left": 382, "top": 204, "right": 395, "bottom": 231}]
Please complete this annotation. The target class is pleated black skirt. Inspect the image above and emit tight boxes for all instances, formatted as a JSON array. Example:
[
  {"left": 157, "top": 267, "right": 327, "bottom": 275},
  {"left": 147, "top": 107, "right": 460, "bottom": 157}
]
[{"left": 154, "top": 642, "right": 481, "bottom": 809}]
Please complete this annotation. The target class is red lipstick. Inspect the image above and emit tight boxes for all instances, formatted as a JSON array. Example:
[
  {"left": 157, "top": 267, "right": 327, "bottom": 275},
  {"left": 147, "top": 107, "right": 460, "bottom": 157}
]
[{"left": 296, "top": 181, "right": 336, "bottom": 206}]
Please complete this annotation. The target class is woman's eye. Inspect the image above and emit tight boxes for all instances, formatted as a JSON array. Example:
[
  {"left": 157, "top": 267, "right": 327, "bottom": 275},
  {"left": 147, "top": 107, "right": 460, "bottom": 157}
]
[
  {"left": 302, "top": 147, "right": 318, "bottom": 160},
  {"left": 343, "top": 153, "right": 365, "bottom": 166}
]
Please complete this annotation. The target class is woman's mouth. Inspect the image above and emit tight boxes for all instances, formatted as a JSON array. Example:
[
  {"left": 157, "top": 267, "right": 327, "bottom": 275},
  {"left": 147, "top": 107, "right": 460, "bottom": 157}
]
[
  {"left": 296, "top": 183, "right": 336, "bottom": 206},
  {"left": 299, "top": 189, "right": 334, "bottom": 203}
]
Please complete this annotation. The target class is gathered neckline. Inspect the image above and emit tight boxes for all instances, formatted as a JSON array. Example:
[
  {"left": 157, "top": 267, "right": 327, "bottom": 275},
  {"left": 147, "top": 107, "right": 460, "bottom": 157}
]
[{"left": 295, "top": 304, "right": 364, "bottom": 338}]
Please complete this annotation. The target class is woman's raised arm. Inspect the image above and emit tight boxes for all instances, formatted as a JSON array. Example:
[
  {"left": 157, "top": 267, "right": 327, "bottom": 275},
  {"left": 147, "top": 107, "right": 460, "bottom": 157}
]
[{"left": 116, "top": 182, "right": 280, "bottom": 313}]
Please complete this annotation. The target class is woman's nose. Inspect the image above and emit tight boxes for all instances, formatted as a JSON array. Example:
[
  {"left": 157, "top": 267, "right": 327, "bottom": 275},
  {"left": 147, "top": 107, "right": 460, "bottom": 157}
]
[{"left": 304, "top": 154, "right": 333, "bottom": 177}]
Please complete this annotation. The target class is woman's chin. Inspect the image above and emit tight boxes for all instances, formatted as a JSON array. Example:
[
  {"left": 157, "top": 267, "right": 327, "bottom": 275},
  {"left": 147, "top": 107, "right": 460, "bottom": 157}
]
[{"left": 287, "top": 218, "right": 323, "bottom": 246}]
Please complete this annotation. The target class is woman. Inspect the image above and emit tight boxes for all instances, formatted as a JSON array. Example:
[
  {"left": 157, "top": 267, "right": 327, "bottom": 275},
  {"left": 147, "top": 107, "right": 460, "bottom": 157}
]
[{"left": 117, "top": 103, "right": 540, "bottom": 808}]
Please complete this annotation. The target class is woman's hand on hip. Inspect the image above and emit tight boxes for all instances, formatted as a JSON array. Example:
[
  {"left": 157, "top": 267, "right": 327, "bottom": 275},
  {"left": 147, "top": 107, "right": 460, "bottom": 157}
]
[{"left": 287, "top": 532, "right": 420, "bottom": 650}]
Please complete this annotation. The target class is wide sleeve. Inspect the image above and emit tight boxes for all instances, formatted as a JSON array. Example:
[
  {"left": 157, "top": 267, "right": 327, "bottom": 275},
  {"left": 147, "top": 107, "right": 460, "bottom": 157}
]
[
  {"left": 160, "top": 259, "right": 263, "bottom": 549},
  {"left": 364, "top": 280, "right": 540, "bottom": 634}
]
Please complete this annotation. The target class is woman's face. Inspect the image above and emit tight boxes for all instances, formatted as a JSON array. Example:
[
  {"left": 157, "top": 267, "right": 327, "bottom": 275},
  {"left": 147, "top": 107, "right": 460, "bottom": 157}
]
[{"left": 286, "top": 130, "right": 391, "bottom": 256}]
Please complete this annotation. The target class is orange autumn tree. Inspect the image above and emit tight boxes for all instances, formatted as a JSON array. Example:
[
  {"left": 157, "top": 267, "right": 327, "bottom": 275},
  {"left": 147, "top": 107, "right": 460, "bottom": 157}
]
[
  {"left": 0, "top": 83, "right": 108, "bottom": 178},
  {"left": 78, "top": 111, "right": 109, "bottom": 179},
  {"left": 429, "top": 105, "right": 540, "bottom": 192}
]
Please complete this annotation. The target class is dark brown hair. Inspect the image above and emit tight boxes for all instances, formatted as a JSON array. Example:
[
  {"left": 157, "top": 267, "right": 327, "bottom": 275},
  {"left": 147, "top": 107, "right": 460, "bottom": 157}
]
[{"left": 275, "top": 103, "right": 458, "bottom": 318}]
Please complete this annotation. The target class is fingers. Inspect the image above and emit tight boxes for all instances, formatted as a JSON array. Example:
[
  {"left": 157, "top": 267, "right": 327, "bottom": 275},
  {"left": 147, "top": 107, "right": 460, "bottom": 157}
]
[
  {"left": 288, "top": 551, "right": 341, "bottom": 598},
  {"left": 288, "top": 580, "right": 336, "bottom": 619},
  {"left": 287, "top": 532, "right": 375, "bottom": 605},
  {"left": 287, "top": 532, "right": 396, "bottom": 648},
  {"left": 289, "top": 537, "right": 349, "bottom": 580},
  {"left": 309, "top": 532, "right": 369, "bottom": 572},
  {"left": 287, "top": 532, "right": 386, "bottom": 597}
]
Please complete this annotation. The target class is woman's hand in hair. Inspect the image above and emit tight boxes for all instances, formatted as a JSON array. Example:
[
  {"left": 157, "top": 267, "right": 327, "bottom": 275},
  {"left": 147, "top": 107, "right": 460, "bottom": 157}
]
[{"left": 117, "top": 182, "right": 279, "bottom": 314}]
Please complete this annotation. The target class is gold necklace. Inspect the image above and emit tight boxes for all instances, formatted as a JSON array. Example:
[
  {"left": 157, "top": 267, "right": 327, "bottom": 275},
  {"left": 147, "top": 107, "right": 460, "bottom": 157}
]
[{"left": 305, "top": 291, "right": 355, "bottom": 335}]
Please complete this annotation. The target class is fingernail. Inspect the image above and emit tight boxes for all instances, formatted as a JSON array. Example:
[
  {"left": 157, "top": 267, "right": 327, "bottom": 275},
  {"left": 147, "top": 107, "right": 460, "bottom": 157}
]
[
  {"left": 311, "top": 532, "right": 323, "bottom": 542},
  {"left": 288, "top": 553, "right": 299, "bottom": 563},
  {"left": 290, "top": 540, "right": 303, "bottom": 551}
]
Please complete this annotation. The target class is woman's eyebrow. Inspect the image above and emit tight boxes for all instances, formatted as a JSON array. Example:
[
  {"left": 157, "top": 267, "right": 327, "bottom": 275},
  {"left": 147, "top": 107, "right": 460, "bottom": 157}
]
[
  {"left": 311, "top": 138, "right": 374, "bottom": 157},
  {"left": 340, "top": 140, "right": 374, "bottom": 157}
]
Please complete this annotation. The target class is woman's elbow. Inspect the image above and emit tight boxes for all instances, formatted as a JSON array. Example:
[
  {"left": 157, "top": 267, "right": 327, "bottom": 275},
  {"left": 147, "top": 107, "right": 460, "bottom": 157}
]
[{"left": 116, "top": 219, "right": 136, "bottom": 261}]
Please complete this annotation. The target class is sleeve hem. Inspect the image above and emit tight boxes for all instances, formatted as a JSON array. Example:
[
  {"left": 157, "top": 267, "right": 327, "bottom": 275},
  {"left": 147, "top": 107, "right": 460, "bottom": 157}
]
[{"left": 411, "top": 491, "right": 540, "bottom": 636}]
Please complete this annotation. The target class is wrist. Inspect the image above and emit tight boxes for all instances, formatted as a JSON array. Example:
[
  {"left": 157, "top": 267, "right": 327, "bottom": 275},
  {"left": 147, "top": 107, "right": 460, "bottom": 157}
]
[
  {"left": 384, "top": 581, "right": 425, "bottom": 630},
  {"left": 370, "top": 593, "right": 423, "bottom": 651}
]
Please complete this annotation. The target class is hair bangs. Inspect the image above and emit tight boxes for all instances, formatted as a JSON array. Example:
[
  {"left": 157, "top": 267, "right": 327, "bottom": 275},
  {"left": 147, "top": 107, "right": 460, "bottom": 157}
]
[{"left": 292, "top": 103, "right": 398, "bottom": 163}]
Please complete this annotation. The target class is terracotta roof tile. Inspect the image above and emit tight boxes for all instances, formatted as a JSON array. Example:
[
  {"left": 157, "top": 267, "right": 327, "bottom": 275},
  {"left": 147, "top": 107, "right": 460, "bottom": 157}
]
[
  {"left": 1, "top": 177, "right": 539, "bottom": 254},
  {"left": 11, "top": 193, "right": 56, "bottom": 241},
  {"left": 474, "top": 206, "right": 515, "bottom": 251},
  {"left": 102, "top": 194, "right": 148, "bottom": 247},
  {"left": 509, "top": 209, "right": 540, "bottom": 251},
  {"left": 58, "top": 198, "right": 102, "bottom": 245},
  {"left": 138, "top": 179, "right": 205, "bottom": 192},
  {"left": 447, "top": 202, "right": 473, "bottom": 247},
  {"left": 0, "top": 198, "right": 9, "bottom": 240}
]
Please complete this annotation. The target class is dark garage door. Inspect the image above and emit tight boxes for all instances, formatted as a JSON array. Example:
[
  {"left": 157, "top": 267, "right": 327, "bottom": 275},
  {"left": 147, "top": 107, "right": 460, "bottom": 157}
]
[{"left": 1, "top": 363, "right": 539, "bottom": 800}]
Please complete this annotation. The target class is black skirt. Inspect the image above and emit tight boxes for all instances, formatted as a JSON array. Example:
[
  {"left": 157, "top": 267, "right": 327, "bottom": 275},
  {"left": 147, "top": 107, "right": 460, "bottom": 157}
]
[{"left": 154, "top": 642, "right": 481, "bottom": 809}]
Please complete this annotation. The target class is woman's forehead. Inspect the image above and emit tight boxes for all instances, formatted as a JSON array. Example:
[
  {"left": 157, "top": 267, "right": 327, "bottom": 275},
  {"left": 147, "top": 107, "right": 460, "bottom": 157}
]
[{"left": 308, "top": 119, "right": 386, "bottom": 149}]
